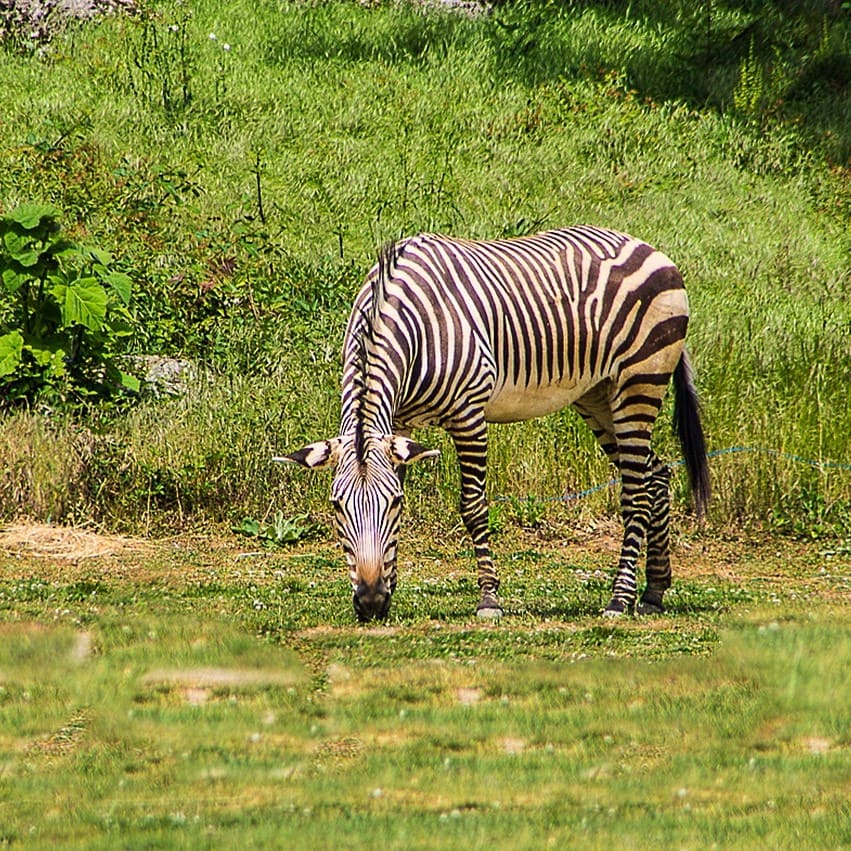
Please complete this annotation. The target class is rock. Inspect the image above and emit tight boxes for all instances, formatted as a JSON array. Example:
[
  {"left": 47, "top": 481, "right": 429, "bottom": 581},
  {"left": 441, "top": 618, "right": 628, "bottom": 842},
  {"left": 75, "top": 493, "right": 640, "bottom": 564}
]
[
  {"left": 0, "top": 0, "right": 137, "bottom": 51},
  {"left": 130, "top": 355, "right": 197, "bottom": 399}
]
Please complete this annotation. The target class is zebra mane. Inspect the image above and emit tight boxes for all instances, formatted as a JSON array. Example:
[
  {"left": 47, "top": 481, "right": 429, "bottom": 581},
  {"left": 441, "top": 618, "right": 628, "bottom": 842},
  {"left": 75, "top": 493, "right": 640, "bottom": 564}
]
[{"left": 352, "top": 240, "right": 402, "bottom": 464}]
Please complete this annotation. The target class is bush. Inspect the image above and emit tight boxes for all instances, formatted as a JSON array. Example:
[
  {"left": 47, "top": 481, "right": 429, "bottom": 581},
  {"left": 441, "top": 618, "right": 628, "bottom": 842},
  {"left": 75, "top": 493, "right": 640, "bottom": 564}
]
[{"left": 0, "top": 203, "right": 139, "bottom": 408}]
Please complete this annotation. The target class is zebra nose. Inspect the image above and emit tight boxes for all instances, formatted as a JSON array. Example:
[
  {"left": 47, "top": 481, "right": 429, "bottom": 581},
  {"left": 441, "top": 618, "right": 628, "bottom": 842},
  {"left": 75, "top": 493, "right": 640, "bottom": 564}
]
[{"left": 353, "top": 580, "right": 391, "bottom": 622}]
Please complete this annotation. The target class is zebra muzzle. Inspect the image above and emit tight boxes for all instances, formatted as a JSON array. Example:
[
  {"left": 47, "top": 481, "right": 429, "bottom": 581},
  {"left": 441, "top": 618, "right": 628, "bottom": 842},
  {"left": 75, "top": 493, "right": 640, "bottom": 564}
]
[{"left": 353, "top": 579, "right": 392, "bottom": 622}]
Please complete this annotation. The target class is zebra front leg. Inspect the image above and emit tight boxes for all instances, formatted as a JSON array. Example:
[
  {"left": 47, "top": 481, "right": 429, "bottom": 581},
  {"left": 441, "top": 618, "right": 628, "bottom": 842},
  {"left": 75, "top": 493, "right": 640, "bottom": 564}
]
[
  {"left": 451, "top": 421, "right": 503, "bottom": 619},
  {"left": 605, "top": 442, "right": 653, "bottom": 616},
  {"left": 637, "top": 461, "right": 671, "bottom": 615},
  {"left": 460, "top": 492, "right": 502, "bottom": 619}
]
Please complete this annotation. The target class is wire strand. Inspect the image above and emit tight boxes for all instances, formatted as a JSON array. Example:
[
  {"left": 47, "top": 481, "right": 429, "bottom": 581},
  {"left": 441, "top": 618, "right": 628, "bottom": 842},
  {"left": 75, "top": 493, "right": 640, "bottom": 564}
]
[{"left": 494, "top": 446, "right": 851, "bottom": 504}]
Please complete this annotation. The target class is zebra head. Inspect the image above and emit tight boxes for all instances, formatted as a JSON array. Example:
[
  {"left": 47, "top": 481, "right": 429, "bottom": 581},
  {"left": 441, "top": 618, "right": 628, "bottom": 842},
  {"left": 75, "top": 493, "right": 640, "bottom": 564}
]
[{"left": 280, "top": 435, "right": 439, "bottom": 621}]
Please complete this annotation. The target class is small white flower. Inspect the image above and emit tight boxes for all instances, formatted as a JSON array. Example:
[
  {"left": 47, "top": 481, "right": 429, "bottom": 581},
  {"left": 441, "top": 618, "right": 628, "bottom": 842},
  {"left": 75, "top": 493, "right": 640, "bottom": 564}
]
[
  {"left": 208, "top": 32, "right": 217, "bottom": 40},
  {"left": 222, "top": 43, "right": 231, "bottom": 52}
]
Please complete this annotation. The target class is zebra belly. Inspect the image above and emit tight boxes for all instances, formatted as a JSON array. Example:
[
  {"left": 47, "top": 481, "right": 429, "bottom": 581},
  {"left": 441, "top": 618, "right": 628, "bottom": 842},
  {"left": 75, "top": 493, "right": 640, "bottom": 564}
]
[{"left": 483, "top": 379, "right": 588, "bottom": 424}]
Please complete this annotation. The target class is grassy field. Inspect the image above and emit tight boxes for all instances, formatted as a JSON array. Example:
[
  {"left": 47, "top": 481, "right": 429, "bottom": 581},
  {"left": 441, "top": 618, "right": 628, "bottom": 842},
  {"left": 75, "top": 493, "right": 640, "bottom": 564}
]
[{"left": 0, "top": 523, "right": 849, "bottom": 847}]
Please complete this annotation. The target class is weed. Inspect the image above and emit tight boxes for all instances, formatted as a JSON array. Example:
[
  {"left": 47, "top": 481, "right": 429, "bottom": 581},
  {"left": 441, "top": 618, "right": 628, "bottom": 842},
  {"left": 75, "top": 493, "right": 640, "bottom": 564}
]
[
  {"left": 771, "top": 483, "right": 851, "bottom": 541},
  {"left": 507, "top": 495, "right": 548, "bottom": 530},
  {"left": 732, "top": 38, "right": 769, "bottom": 121},
  {"left": 233, "top": 512, "right": 320, "bottom": 547},
  {"left": 125, "top": 3, "right": 194, "bottom": 118},
  {"left": 487, "top": 502, "right": 505, "bottom": 536}
]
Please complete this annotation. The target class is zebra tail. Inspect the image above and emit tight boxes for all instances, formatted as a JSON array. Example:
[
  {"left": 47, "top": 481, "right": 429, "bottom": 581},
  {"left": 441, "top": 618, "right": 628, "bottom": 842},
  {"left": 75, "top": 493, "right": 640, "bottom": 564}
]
[{"left": 672, "top": 350, "right": 711, "bottom": 517}]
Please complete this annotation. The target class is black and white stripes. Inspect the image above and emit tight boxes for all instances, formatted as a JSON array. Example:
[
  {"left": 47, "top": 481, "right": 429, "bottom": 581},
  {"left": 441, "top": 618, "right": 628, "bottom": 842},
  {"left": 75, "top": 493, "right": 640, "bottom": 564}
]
[{"left": 284, "top": 227, "right": 709, "bottom": 620}]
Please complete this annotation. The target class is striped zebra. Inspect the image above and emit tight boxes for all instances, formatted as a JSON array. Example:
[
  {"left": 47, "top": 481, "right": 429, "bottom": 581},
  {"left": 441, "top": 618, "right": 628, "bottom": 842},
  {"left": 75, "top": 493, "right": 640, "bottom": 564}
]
[{"left": 281, "top": 227, "right": 710, "bottom": 621}]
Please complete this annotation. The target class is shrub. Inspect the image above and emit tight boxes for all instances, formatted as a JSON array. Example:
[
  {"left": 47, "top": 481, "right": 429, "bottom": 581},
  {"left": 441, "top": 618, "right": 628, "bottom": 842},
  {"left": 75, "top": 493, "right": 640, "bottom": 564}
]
[{"left": 0, "top": 203, "right": 139, "bottom": 408}]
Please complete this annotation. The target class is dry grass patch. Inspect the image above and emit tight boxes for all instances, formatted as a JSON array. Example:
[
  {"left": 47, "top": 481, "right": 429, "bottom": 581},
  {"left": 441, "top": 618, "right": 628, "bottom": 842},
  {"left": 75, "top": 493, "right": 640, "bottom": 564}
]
[{"left": 0, "top": 522, "right": 152, "bottom": 560}]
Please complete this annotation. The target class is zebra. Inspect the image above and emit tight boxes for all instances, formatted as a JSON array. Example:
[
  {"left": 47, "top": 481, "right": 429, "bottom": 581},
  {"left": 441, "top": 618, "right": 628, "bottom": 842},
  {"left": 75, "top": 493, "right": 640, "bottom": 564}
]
[{"left": 280, "top": 226, "right": 710, "bottom": 622}]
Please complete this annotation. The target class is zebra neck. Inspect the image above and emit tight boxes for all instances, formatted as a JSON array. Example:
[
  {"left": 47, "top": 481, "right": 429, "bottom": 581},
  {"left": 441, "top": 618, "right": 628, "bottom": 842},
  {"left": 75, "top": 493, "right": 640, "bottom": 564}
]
[
  {"left": 341, "top": 326, "right": 411, "bottom": 436},
  {"left": 342, "top": 285, "right": 413, "bottom": 453},
  {"left": 341, "top": 373, "right": 398, "bottom": 457}
]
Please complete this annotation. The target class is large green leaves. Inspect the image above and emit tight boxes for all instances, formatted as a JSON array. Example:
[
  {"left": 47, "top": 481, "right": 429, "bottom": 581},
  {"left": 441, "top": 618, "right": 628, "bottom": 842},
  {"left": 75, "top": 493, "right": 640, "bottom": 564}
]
[
  {"left": 6, "top": 204, "right": 61, "bottom": 230},
  {"left": 0, "top": 204, "right": 61, "bottom": 270},
  {"left": 103, "top": 272, "right": 133, "bottom": 307},
  {"left": 52, "top": 279, "right": 109, "bottom": 331},
  {"left": 0, "top": 331, "right": 24, "bottom": 377},
  {"left": 0, "top": 203, "right": 139, "bottom": 406},
  {"left": 2, "top": 266, "right": 28, "bottom": 294},
  {"left": 2, "top": 228, "right": 42, "bottom": 267}
]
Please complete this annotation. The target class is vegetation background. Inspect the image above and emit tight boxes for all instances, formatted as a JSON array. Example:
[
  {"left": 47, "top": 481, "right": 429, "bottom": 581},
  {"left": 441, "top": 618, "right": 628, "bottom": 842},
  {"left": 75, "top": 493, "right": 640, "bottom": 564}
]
[
  {"left": 0, "top": 0, "right": 849, "bottom": 544},
  {"left": 0, "top": 3, "right": 850, "bottom": 847}
]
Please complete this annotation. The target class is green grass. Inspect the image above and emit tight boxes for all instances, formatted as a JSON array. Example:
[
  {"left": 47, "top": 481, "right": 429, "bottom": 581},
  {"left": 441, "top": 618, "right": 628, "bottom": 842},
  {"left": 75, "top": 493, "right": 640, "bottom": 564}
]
[
  {"left": 0, "top": 529, "right": 849, "bottom": 847},
  {"left": 0, "top": 0, "right": 849, "bottom": 535}
]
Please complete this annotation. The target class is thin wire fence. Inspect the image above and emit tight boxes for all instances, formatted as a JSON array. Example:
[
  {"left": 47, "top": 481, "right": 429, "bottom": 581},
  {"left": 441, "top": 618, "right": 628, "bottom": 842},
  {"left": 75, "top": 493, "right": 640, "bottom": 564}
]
[{"left": 495, "top": 446, "right": 851, "bottom": 504}]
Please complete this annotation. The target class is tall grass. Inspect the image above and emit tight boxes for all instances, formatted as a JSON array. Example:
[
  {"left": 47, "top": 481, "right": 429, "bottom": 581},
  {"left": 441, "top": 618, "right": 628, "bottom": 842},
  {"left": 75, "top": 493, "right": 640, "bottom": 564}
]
[{"left": 0, "top": 0, "right": 849, "bottom": 537}]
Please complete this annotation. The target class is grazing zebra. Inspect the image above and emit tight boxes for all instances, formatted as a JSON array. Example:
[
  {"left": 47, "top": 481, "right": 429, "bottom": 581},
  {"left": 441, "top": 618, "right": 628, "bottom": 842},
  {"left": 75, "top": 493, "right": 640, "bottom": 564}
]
[{"left": 281, "top": 227, "right": 710, "bottom": 621}]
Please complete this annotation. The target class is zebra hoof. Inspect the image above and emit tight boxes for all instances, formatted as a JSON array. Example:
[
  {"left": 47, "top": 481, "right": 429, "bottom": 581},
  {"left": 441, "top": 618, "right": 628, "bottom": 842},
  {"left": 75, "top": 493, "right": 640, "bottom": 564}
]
[
  {"left": 636, "top": 593, "right": 665, "bottom": 616},
  {"left": 477, "top": 606, "right": 503, "bottom": 620},
  {"left": 476, "top": 593, "right": 503, "bottom": 620},
  {"left": 602, "top": 598, "right": 632, "bottom": 617}
]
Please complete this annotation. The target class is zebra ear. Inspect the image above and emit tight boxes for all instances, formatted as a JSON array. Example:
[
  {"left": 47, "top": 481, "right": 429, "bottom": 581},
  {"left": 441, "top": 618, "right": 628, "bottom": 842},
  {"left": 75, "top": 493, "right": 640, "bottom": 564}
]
[
  {"left": 384, "top": 435, "right": 440, "bottom": 466},
  {"left": 274, "top": 438, "right": 343, "bottom": 470}
]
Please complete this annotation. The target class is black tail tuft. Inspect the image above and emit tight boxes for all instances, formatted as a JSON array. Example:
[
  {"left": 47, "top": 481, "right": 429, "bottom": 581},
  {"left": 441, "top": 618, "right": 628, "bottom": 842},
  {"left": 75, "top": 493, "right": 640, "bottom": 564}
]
[{"left": 673, "top": 350, "right": 711, "bottom": 517}]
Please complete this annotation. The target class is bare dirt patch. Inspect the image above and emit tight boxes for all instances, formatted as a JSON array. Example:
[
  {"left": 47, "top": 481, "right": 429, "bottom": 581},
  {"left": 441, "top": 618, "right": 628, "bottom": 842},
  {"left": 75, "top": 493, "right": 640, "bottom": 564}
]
[{"left": 141, "top": 667, "right": 302, "bottom": 689}]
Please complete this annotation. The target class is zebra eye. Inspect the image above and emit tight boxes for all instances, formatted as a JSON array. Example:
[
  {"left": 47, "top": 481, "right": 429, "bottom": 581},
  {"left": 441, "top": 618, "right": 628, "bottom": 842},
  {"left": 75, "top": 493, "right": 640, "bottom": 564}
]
[{"left": 389, "top": 494, "right": 403, "bottom": 511}]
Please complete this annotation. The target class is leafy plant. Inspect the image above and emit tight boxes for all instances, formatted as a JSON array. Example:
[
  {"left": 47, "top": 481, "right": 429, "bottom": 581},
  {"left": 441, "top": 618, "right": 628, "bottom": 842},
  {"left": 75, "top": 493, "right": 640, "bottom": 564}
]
[
  {"left": 507, "top": 495, "right": 547, "bottom": 529},
  {"left": 233, "top": 511, "right": 319, "bottom": 547},
  {"left": 0, "top": 203, "right": 139, "bottom": 407},
  {"left": 770, "top": 482, "right": 851, "bottom": 541},
  {"left": 487, "top": 502, "right": 506, "bottom": 536}
]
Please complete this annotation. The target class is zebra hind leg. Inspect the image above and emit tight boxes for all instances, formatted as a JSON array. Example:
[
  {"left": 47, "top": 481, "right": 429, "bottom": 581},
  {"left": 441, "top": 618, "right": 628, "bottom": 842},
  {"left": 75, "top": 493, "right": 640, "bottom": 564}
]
[
  {"left": 605, "top": 466, "right": 652, "bottom": 616},
  {"left": 605, "top": 413, "right": 660, "bottom": 616},
  {"left": 574, "top": 390, "right": 645, "bottom": 616},
  {"left": 636, "top": 459, "right": 671, "bottom": 615}
]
